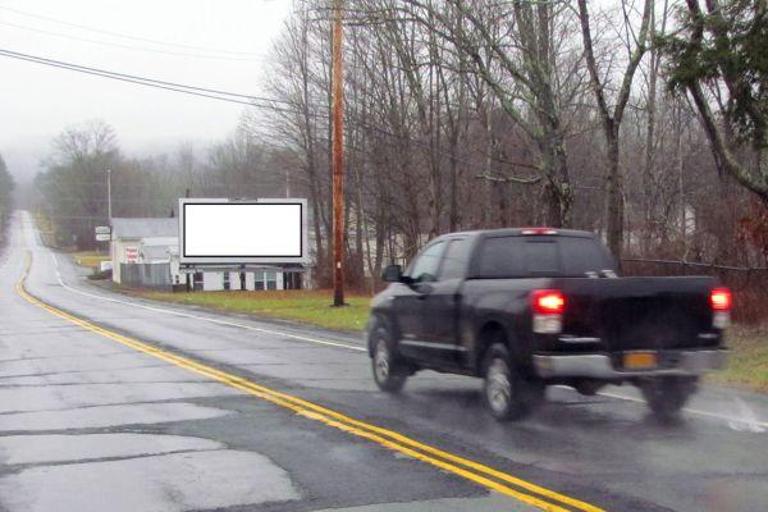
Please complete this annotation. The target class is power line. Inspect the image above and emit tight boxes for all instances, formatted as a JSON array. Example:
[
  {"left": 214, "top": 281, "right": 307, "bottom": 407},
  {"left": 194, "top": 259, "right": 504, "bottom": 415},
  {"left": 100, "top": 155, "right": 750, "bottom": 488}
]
[
  {"left": 0, "top": 48, "right": 291, "bottom": 109},
  {"left": 0, "top": 49, "right": 255, "bottom": 107},
  {"left": 0, "top": 47, "right": 278, "bottom": 101},
  {"left": 0, "top": 5, "right": 265, "bottom": 58},
  {"left": 0, "top": 20, "right": 263, "bottom": 62}
]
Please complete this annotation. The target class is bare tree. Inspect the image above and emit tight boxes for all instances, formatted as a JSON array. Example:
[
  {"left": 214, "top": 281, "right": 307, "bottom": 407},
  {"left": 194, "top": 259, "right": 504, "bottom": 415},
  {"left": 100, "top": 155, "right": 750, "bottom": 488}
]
[{"left": 403, "top": 0, "right": 579, "bottom": 227}]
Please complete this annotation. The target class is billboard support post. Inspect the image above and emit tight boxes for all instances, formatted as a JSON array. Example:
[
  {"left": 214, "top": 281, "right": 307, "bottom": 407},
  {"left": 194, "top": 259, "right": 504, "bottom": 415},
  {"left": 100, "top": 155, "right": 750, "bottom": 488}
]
[{"left": 331, "top": 0, "right": 345, "bottom": 307}]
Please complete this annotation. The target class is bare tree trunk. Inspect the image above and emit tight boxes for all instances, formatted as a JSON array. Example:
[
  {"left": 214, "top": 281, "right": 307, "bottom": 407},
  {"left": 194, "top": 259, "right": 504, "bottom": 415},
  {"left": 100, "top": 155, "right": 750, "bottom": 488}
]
[
  {"left": 605, "top": 126, "right": 624, "bottom": 257},
  {"left": 577, "top": 0, "right": 653, "bottom": 259},
  {"left": 643, "top": 64, "right": 657, "bottom": 251}
]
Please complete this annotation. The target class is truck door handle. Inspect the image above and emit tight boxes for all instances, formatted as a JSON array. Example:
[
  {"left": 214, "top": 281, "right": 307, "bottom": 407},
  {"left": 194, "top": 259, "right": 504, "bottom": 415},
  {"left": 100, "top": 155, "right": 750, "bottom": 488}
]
[{"left": 416, "top": 283, "right": 434, "bottom": 296}]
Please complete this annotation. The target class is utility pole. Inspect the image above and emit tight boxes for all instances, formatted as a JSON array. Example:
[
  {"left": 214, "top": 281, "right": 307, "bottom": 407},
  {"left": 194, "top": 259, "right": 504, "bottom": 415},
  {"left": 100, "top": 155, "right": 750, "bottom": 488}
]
[
  {"left": 331, "top": 0, "right": 345, "bottom": 307},
  {"left": 106, "top": 168, "right": 112, "bottom": 220}
]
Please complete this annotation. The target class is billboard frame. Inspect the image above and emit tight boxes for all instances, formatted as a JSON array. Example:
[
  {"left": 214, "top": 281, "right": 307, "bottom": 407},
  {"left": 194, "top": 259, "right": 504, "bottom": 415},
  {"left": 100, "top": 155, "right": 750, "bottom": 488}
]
[{"left": 178, "top": 198, "right": 308, "bottom": 266}]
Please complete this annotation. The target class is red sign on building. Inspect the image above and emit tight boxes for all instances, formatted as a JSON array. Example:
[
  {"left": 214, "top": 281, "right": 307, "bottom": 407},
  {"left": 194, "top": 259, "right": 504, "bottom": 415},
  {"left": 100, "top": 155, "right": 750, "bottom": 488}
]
[{"left": 125, "top": 247, "right": 139, "bottom": 264}]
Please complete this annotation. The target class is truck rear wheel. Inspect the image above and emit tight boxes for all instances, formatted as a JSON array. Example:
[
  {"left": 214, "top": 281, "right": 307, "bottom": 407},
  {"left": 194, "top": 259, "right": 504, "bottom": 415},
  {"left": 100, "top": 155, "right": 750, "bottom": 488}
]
[
  {"left": 641, "top": 376, "right": 697, "bottom": 422},
  {"left": 482, "top": 344, "right": 541, "bottom": 421},
  {"left": 370, "top": 324, "right": 407, "bottom": 393}
]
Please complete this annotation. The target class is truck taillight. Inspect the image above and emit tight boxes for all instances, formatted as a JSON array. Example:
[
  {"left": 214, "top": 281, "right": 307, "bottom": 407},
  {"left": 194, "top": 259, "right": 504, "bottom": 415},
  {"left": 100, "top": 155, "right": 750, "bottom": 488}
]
[
  {"left": 532, "top": 290, "right": 565, "bottom": 315},
  {"left": 710, "top": 288, "right": 732, "bottom": 311},
  {"left": 710, "top": 287, "right": 732, "bottom": 329},
  {"left": 531, "top": 289, "right": 565, "bottom": 334}
]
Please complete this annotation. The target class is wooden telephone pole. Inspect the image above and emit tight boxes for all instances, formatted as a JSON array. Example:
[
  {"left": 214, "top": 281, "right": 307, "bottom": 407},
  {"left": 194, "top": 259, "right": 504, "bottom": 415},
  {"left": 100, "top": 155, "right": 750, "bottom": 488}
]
[{"left": 331, "top": 0, "right": 345, "bottom": 307}]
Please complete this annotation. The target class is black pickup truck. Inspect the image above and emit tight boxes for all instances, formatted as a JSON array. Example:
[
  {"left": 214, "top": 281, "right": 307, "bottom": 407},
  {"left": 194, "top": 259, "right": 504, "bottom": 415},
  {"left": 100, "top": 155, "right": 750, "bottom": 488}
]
[{"left": 366, "top": 228, "right": 730, "bottom": 421}]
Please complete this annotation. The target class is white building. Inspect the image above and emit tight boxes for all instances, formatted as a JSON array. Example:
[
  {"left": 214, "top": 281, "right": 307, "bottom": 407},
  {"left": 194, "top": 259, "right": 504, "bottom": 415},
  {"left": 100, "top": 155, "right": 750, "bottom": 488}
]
[{"left": 111, "top": 217, "right": 290, "bottom": 291}]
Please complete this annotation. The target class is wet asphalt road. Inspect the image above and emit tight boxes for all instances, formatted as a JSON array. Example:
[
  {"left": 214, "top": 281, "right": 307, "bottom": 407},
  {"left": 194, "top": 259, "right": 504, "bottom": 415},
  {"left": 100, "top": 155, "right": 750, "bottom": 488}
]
[{"left": 1, "top": 211, "right": 768, "bottom": 512}]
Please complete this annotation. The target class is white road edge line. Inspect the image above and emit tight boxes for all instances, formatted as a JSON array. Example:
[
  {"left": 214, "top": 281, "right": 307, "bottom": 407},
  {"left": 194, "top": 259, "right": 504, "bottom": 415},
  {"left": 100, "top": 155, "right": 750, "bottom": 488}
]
[
  {"left": 596, "top": 391, "right": 768, "bottom": 430},
  {"left": 50, "top": 253, "right": 367, "bottom": 353},
  {"left": 47, "top": 249, "right": 766, "bottom": 430}
]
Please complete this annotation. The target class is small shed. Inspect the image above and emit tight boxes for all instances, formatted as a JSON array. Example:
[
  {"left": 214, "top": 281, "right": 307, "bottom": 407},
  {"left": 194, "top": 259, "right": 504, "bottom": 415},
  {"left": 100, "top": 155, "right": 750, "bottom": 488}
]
[{"left": 110, "top": 217, "right": 177, "bottom": 285}]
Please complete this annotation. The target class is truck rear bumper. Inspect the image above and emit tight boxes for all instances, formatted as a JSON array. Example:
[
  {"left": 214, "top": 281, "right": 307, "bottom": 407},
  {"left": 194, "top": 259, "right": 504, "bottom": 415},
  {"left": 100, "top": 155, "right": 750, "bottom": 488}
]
[{"left": 533, "top": 349, "right": 728, "bottom": 379}]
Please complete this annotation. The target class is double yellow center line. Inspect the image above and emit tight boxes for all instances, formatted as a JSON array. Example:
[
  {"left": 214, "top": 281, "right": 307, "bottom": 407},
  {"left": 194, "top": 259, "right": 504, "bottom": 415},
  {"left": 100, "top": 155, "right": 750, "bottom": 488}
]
[{"left": 16, "top": 255, "right": 603, "bottom": 512}]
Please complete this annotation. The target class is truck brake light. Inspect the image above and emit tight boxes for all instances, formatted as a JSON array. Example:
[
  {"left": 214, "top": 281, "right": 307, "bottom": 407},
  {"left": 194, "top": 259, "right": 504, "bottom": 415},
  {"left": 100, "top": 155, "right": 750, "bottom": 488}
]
[
  {"left": 710, "top": 287, "right": 731, "bottom": 329},
  {"left": 531, "top": 290, "right": 565, "bottom": 334},
  {"left": 532, "top": 289, "right": 566, "bottom": 315},
  {"left": 522, "top": 227, "right": 558, "bottom": 235},
  {"left": 710, "top": 288, "right": 732, "bottom": 311}
]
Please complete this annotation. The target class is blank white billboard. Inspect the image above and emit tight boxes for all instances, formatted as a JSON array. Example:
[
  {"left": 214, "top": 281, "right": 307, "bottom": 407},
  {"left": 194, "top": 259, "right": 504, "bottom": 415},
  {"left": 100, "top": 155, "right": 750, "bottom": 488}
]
[{"left": 179, "top": 199, "right": 307, "bottom": 264}]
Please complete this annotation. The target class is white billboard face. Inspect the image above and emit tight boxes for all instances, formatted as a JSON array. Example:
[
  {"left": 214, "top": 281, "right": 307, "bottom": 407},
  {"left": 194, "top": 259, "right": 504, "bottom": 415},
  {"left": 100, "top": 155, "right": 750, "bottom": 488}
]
[{"left": 179, "top": 199, "right": 307, "bottom": 264}]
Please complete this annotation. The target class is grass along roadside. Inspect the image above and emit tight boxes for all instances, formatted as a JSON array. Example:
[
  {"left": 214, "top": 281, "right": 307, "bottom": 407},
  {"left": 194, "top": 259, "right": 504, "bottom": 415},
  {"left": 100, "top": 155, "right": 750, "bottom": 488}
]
[
  {"left": 707, "top": 324, "right": 768, "bottom": 393},
  {"left": 135, "top": 289, "right": 371, "bottom": 332},
  {"left": 133, "top": 287, "right": 767, "bottom": 392},
  {"left": 72, "top": 251, "right": 110, "bottom": 270}
]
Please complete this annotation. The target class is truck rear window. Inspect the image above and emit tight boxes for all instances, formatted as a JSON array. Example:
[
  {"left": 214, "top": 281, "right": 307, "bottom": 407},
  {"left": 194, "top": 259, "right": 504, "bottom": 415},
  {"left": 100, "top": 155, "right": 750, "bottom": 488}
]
[{"left": 473, "top": 236, "right": 615, "bottom": 278}]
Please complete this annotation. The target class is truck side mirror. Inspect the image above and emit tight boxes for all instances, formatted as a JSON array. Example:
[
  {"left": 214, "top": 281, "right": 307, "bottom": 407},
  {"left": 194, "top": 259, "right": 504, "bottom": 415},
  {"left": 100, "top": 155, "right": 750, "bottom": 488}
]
[{"left": 382, "top": 264, "right": 403, "bottom": 283}]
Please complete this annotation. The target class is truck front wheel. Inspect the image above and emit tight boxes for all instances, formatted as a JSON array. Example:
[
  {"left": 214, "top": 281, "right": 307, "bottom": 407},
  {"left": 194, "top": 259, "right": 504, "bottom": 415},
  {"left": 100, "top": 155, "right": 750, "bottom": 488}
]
[
  {"left": 482, "top": 344, "right": 541, "bottom": 421},
  {"left": 370, "top": 325, "right": 408, "bottom": 393},
  {"left": 641, "top": 376, "right": 698, "bottom": 422}
]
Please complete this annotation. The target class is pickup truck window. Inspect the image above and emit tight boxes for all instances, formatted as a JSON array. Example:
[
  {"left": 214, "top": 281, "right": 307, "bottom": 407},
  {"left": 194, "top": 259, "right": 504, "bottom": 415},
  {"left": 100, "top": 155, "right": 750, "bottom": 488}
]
[
  {"left": 561, "top": 237, "right": 616, "bottom": 276},
  {"left": 526, "top": 241, "right": 558, "bottom": 274},
  {"left": 475, "top": 237, "right": 526, "bottom": 277},
  {"left": 439, "top": 238, "right": 470, "bottom": 280},
  {"left": 407, "top": 241, "right": 445, "bottom": 282},
  {"left": 473, "top": 235, "right": 614, "bottom": 278}
]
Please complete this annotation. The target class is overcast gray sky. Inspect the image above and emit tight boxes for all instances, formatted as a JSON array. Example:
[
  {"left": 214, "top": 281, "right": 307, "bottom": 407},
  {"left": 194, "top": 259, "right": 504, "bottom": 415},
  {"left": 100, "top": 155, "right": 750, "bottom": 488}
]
[{"left": 0, "top": 0, "right": 293, "bottom": 181}]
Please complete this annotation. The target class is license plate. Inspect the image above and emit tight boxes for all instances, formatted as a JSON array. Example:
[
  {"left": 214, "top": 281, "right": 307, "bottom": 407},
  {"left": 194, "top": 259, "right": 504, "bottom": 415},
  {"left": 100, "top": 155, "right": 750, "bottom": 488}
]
[{"left": 623, "top": 351, "right": 658, "bottom": 369}]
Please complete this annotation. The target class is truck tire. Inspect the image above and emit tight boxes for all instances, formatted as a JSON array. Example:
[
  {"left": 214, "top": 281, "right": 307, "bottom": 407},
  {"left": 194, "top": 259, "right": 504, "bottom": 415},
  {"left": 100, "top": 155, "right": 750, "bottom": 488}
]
[
  {"left": 641, "top": 376, "right": 697, "bottom": 422},
  {"left": 482, "top": 344, "right": 540, "bottom": 421},
  {"left": 370, "top": 322, "right": 408, "bottom": 393}
]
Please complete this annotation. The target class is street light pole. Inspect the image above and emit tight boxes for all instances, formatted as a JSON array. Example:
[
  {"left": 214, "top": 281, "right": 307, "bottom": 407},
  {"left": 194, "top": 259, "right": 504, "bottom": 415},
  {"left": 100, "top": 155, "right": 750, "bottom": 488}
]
[{"left": 331, "top": 0, "right": 345, "bottom": 307}]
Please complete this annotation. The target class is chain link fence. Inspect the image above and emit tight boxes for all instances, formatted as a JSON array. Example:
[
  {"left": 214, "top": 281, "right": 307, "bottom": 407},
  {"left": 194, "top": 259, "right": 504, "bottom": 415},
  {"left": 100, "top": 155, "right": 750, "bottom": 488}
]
[{"left": 622, "top": 258, "right": 768, "bottom": 323}]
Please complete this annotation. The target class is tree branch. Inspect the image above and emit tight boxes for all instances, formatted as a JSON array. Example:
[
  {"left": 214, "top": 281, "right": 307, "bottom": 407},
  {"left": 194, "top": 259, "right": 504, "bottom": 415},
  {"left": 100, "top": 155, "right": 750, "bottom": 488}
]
[{"left": 475, "top": 172, "right": 542, "bottom": 185}]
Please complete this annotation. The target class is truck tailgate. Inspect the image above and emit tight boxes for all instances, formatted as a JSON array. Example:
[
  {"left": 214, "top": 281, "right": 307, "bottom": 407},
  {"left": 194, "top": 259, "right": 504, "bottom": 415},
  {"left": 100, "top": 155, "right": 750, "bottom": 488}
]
[{"left": 556, "top": 276, "right": 719, "bottom": 352}]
